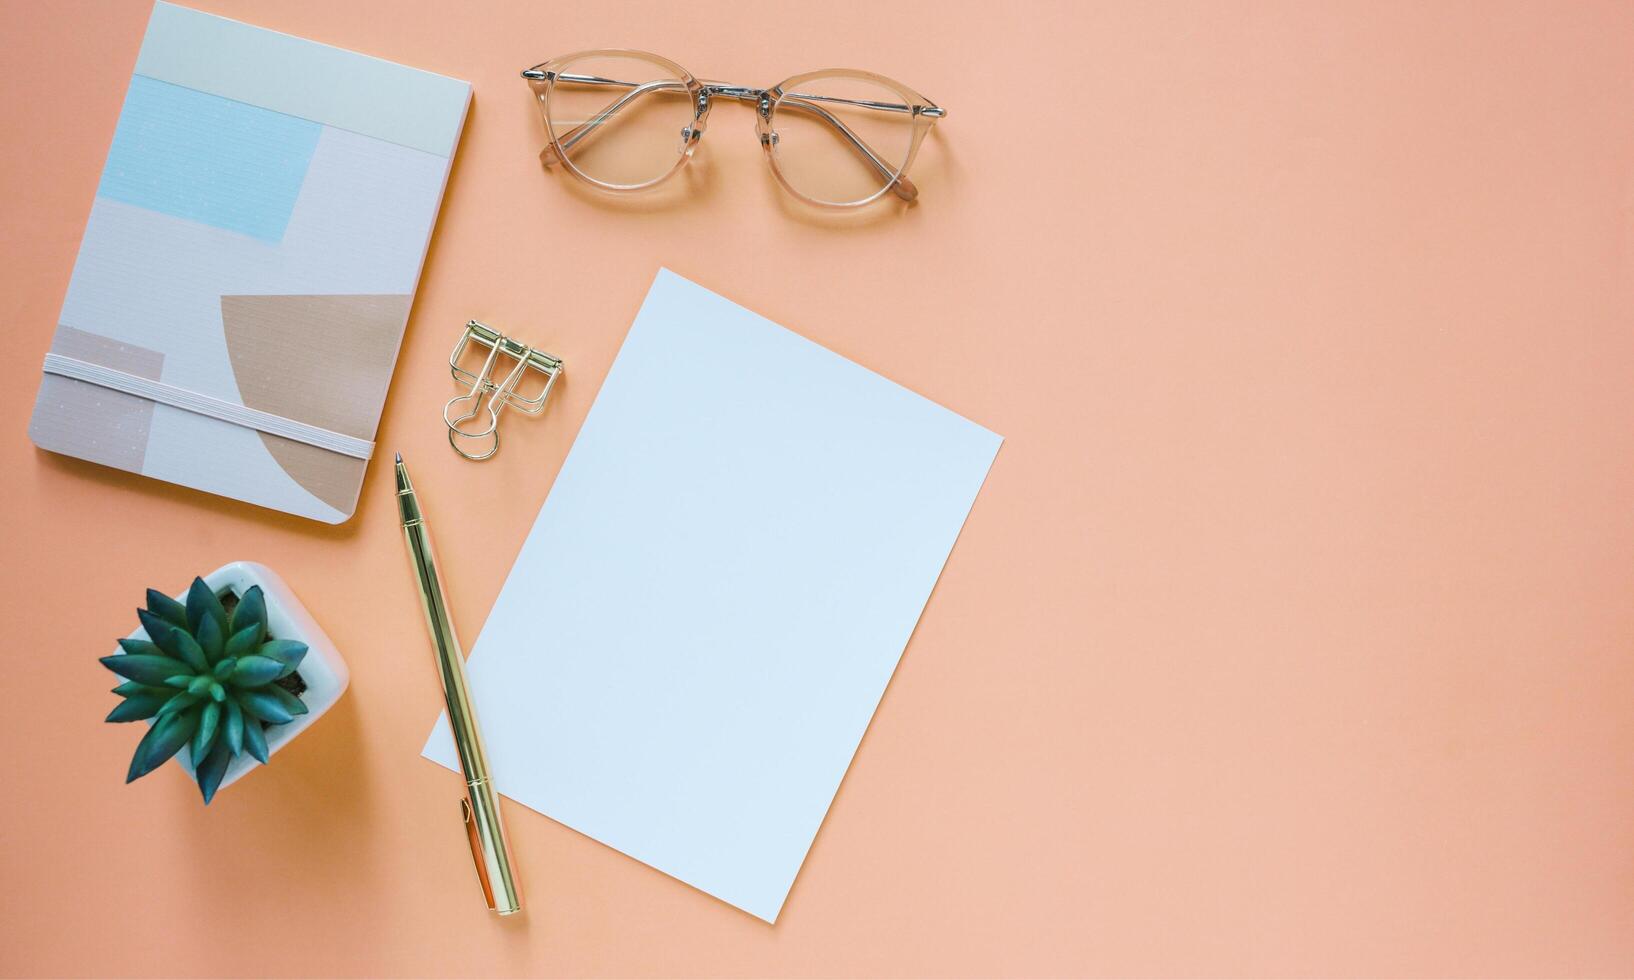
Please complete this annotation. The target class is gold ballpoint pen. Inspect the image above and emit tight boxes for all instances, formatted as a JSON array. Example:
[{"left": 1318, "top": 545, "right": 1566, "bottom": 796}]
[{"left": 395, "top": 453, "right": 523, "bottom": 915}]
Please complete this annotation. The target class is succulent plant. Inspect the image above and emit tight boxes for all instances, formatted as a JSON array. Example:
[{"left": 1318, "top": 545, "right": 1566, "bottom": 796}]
[{"left": 101, "top": 577, "right": 309, "bottom": 803}]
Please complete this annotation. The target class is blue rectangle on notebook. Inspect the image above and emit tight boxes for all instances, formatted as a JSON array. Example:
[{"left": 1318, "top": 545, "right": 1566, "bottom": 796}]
[{"left": 97, "top": 75, "right": 321, "bottom": 243}]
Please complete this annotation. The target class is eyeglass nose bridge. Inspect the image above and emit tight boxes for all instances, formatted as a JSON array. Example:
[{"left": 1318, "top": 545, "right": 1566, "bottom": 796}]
[
  {"left": 682, "top": 84, "right": 768, "bottom": 155},
  {"left": 701, "top": 84, "right": 766, "bottom": 104}
]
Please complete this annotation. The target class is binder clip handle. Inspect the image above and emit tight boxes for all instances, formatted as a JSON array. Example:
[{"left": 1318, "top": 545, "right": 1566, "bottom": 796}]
[{"left": 447, "top": 422, "right": 501, "bottom": 461}]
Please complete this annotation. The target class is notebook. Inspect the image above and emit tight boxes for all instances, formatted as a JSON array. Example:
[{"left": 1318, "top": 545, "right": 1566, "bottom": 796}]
[
  {"left": 424, "top": 269, "right": 1003, "bottom": 922},
  {"left": 27, "top": 2, "right": 469, "bottom": 523}
]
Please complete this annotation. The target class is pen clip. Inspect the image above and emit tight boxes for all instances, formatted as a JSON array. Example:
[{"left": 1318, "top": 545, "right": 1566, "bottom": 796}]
[{"left": 461, "top": 797, "right": 497, "bottom": 911}]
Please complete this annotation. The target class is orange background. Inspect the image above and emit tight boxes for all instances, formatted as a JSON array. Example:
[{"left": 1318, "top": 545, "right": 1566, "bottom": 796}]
[{"left": 3, "top": 1, "right": 1633, "bottom": 976}]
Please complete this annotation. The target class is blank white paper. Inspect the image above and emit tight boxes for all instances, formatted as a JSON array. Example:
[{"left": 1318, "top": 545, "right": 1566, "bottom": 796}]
[{"left": 423, "top": 269, "right": 1002, "bottom": 922}]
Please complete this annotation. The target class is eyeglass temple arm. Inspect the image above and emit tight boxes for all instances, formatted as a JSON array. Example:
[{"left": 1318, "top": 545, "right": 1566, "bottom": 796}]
[
  {"left": 527, "top": 69, "right": 939, "bottom": 202},
  {"left": 546, "top": 76, "right": 690, "bottom": 156},
  {"left": 771, "top": 94, "right": 919, "bottom": 202}
]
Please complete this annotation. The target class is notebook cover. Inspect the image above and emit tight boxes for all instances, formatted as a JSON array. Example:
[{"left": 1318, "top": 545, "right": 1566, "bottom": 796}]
[{"left": 27, "top": 2, "right": 470, "bottom": 523}]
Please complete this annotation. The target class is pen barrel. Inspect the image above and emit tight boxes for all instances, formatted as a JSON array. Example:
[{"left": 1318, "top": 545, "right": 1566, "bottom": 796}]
[
  {"left": 402, "top": 518, "right": 490, "bottom": 781},
  {"left": 401, "top": 506, "right": 523, "bottom": 915}
]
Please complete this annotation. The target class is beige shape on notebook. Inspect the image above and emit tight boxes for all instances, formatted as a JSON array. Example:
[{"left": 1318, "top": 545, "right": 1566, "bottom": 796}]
[
  {"left": 221, "top": 293, "right": 412, "bottom": 515},
  {"left": 28, "top": 325, "right": 166, "bottom": 472}
]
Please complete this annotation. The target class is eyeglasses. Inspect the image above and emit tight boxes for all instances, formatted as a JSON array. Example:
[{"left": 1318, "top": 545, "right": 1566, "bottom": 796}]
[{"left": 521, "top": 50, "right": 946, "bottom": 208}]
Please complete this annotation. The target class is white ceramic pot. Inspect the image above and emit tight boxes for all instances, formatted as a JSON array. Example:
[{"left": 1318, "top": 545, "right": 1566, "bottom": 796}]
[{"left": 114, "top": 561, "right": 349, "bottom": 794}]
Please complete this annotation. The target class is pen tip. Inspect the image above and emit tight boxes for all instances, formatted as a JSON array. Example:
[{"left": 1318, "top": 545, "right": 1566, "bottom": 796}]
[{"left": 393, "top": 452, "right": 416, "bottom": 512}]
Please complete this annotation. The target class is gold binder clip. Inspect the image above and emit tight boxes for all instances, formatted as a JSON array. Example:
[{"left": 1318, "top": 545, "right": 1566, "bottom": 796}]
[{"left": 443, "top": 320, "right": 563, "bottom": 461}]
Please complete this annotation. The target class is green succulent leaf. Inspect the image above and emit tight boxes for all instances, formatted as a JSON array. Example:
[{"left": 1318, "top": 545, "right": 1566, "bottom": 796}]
[
  {"left": 237, "top": 689, "right": 294, "bottom": 725},
  {"left": 185, "top": 578, "right": 227, "bottom": 636},
  {"left": 196, "top": 740, "right": 232, "bottom": 804},
  {"left": 224, "top": 624, "right": 260, "bottom": 662},
  {"left": 136, "top": 609, "right": 186, "bottom": 659},
  {"left": 259, "top": 639, "right": 308, "bottom": 679},
  {"left": 224, "top": 699, "right": 245, "bottom": 757},
  {"left": 230, "top": 655, "right": 285, "bottom": 687},
  {"left": 126, "top": 708, "right": 198, "bottom": 782},
  {"left": 106, "top": 693, "right": 168, "bottom": 723},
  {"left": 100, "top": 653, "right": 192, "bottom": 686},
  {"left": 117, "top": 638, "right": 163, "bottom": 658},
  {"left": 196, "top": 614, "right": 225, "bottom": 665},
  {"left": 171, "top": 630, "right": 209, "bottom": 673},
  {"left": 267, "top": 685, "right": 309, "bottom": 716},
  {"left": 242, "top": 714, "right": 269, "bottom": 764},
  {"left": 230, "top": 585, "right": 268, "bottom": 648},
  {"left": 157, "top": 690, "right": 202, "bottom": 716},
  {"left": 145, "top": 588, "right": 188, "bottom": 629},
  {"left": 118, "top": 581, "right": 293, "bottom": 797},
  {"left": 191, "top": 701, "right": 221, "bottom": 762}
]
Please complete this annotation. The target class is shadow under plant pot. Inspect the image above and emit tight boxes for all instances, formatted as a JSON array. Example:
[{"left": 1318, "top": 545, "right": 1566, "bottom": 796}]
[{"left": 103, "top": 561, "right": 349, "bottom": 801}]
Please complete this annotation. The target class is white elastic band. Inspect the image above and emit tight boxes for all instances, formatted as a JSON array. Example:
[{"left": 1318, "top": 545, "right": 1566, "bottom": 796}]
[{"left": 42, "top": 353, "right": 374, "bottom": 460}]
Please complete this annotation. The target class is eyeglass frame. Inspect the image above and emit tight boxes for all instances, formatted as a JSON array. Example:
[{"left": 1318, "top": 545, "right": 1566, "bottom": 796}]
[{"left": 521, "top": 50, "right": 946, "bottom": 208}]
